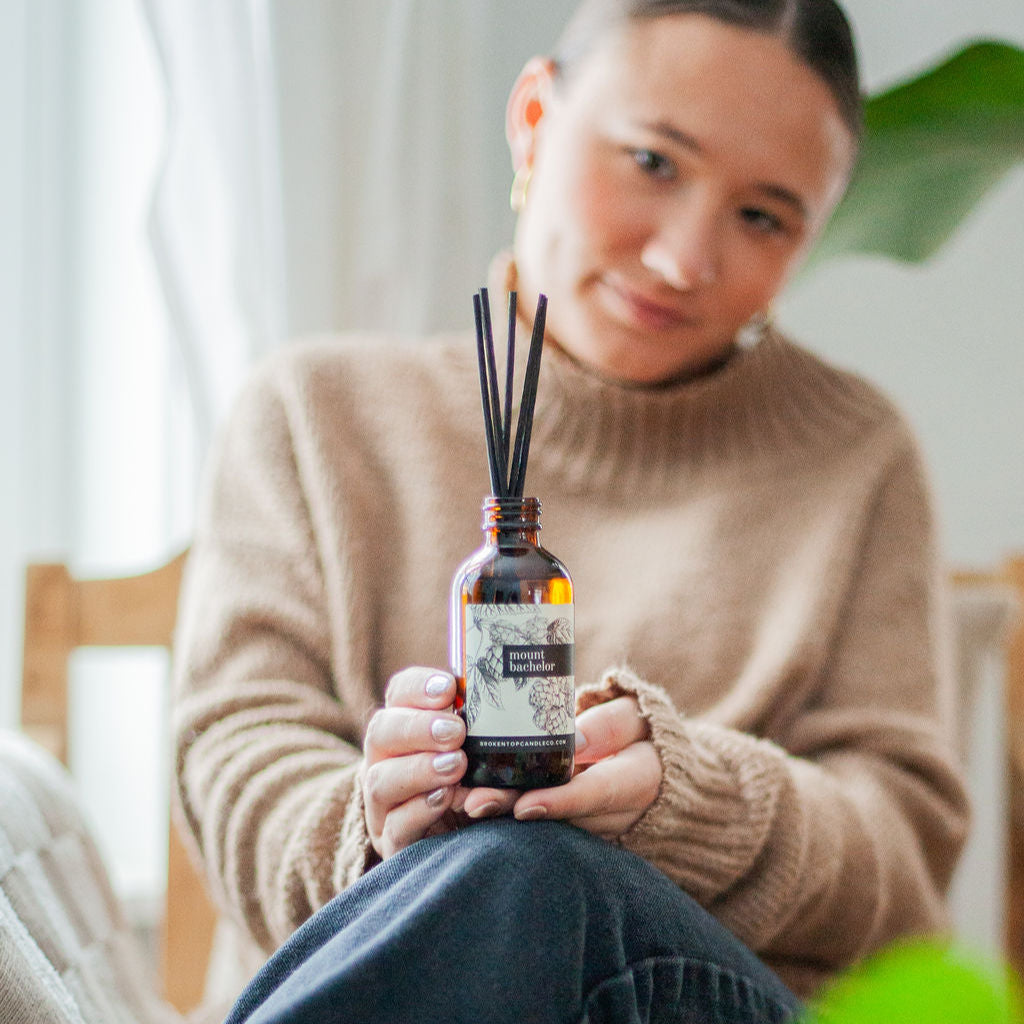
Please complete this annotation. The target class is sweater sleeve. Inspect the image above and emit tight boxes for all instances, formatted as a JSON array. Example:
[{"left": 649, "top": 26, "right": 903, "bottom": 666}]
[
  {"left": 577, "top": 436, "right": 971, "bottom": 975},
  {"left": 172, "top": 357, "right": 379, "bottom": 953}
]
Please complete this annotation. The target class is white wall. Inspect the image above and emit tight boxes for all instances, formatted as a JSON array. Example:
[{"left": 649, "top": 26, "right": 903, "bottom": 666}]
[
  {"left": 774, "top": 0, "right": 1024, "bottom": 961},
  {"left": 776, "top": 0, "right": 1024, "bottom": 568}
]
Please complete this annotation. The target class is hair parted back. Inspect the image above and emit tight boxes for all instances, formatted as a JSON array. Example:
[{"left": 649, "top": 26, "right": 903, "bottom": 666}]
[{"left": 553, "top": 0, "right": 863, "bottom": 144}]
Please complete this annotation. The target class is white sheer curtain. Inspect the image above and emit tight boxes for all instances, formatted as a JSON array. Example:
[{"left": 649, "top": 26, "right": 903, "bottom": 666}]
[
  {"left": 2, "top": 0, "right": 182, "bottom": 910},
  {"left": 2, "top": 0, "right": 574, "bottom": 913},
  {"left": 1, "top": 2, "right": 78, "bottom": 728},
  {"left": 142, "top": 0, "right": 288, "bottom": 449},
  {"left": 143, "top": 0, "right": 574, "bottom": 445}
]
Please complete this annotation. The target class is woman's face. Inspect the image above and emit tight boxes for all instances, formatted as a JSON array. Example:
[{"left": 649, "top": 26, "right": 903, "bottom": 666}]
[{"left": 509, "top": 14, "right": 855, "bottom": 384}]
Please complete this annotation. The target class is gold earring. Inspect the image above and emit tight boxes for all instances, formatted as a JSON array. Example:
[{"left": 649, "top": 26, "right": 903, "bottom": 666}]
[{"left": 510, "top": 166, "right": 532, "bottom": 212}]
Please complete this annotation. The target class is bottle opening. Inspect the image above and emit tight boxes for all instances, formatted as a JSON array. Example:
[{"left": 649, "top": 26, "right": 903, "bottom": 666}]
[{"left": 482, "top": 495, "right": 541, "bottom": 532}]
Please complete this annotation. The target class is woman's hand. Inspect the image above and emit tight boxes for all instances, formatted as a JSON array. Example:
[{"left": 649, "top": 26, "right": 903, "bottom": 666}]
[
  {"left": 361, "top": 667, "right": 471, "bottom": 860},
  {"left": 511, "top": 696, "right": 661, "bottom": 837}
]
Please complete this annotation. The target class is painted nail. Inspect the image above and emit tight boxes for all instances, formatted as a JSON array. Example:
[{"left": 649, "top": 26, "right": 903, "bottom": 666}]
[
  {"left": 425, "top": 673, "right": 452, "bottom": 698},
  {"left": 433, "top": 751, "right": 462, "bottom": 774},
  {"left": 574, "top": 728, "right": 588, "bottom": 752},
  {"left": 426, "top": 787, "right": 448, "bottom": 808},
  {"left": 466, "top": 801, "right": 501, "bottom": 819},
  {"left": 431, "top": 718, "right": 462, "bottom": 744},
  {"left": 516, "top": 806, "right": 548, "bottom": 821}
]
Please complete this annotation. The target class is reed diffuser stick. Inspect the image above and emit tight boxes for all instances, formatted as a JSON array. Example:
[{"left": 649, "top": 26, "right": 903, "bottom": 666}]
[
  {"left": 508, "top": 294, "right": 547, "bottom": 498},
  {"left": 472, "top": 289, "right": 547, "bottom": 499},
  {"left": 473, "top": 293, "right": 502, "bottom": 496},
  {"left": 479, "top": 289, "right": 508, "bottom": 491},
  {"left": 503, "top": 291, "right": 517, "bottom": 465}
]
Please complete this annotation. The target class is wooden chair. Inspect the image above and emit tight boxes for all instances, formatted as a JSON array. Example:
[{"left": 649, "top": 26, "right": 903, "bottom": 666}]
[
  {"left": 19, "top": 549, "right": 217, "bottom": 1015},
  {"left": 953, "top": 555, "right": 1024, "bottom": 976}
]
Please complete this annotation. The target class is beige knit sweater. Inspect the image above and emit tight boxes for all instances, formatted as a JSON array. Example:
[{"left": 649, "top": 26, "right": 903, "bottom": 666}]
[{"left": 172, "top": 324, "right": 970, "bottom": 998}]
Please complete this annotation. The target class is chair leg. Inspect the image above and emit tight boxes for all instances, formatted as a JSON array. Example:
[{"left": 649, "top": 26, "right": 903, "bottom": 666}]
[
  {"left": 161, "top": 820, "right": 219, "bottom": 1012},
  {"left": 21, "top": 564, "right": 76, "bottom": 765}
]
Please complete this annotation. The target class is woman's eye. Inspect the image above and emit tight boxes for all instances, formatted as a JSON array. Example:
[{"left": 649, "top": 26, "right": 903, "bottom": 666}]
[
  {"left": 629, "top": 148, "right": 676, "bottom": 180},
  {"left": 740, "top": 207, "right": 784, "bottom": 234}
]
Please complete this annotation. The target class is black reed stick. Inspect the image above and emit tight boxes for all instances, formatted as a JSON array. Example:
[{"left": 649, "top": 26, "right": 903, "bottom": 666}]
[
  {"left": 503, "top": 291, "right": 516, "bottom": 466},
  {"left": 473, "top": 293, "right": 502, "bottom": 495},
  {"left": 472, "top": 288, "right": 547, "bottom": 499},
  {"left": 508, "top": 294, "right": 547, "bottom": 498},
  {"left": 479, "top": 289, "right": 507, "bottom": 491}
]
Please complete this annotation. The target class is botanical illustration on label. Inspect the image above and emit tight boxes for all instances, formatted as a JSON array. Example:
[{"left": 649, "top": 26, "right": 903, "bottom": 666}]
[{"left": 464, "top": 603, "right": 575, "bottom": 742}]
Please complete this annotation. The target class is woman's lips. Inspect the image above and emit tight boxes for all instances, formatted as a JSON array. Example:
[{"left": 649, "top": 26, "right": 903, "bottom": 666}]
[{"left": 600, "top": 276, "right": 701, "bottom": 331}]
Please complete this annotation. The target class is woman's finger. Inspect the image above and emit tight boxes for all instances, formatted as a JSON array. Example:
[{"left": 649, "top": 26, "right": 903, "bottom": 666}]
[
  {"left": 512, "top": 741, "right": 661, "bottom": 831},
  {"left": 460, "top": 785, "right": 519, "bottom": 819},
  {"left": 384, "top": 666, "right": 457, "bottom": 710},
  {"left": 363, "top": 706, "right": 465, "bottom": 765},
  {"left": 363, "top": 749, "right": 468, "bottom": 814},
  {"left": 377, "top": 786, "right": 458, "bottom": 859},
  {"left": 574, "top": 696, "right": 650, "bottom": 764},
  {"left": 362, "top": 749, "right": 467, "bottom": 839}
]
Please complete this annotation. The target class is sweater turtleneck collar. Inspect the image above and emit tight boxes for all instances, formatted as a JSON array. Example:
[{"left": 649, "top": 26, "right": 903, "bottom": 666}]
[{"left": 484, "top": 253, "right": 891, "bottom": 496}]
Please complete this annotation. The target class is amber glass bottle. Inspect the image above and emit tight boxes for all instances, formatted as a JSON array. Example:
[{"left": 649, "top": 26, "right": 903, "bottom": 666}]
[{"left": 450, "top": 496, "right": 574, "bottom": 789}]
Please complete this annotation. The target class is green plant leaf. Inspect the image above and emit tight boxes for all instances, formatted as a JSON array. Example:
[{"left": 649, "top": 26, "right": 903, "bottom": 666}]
[
  {"left": 802, "top": 941, "right": 1024, "bottom": 1024},
  {"left": 807, "top": 39, "right": 1024, "bottom": 269}
]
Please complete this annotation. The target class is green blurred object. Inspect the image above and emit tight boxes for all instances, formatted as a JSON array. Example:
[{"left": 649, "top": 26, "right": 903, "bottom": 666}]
[
  {"left": 804, "top": 941, "right": 1024, "bottom": 1024},
  {"left": 808, "top": 39, "right": 1024, "bottom": 268}
]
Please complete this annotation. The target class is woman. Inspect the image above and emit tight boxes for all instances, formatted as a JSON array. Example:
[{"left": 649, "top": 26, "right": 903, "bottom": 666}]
[{"left": 173, "top": 2, "right": 971, "bottom": 1021}]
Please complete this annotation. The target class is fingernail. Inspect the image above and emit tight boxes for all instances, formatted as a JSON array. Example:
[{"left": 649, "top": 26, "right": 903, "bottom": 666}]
[
  {"left": 574, "top": 728, "right": 588, "bottom": 752},
  {"left": 433, "top": 751, "right": 462, "bottom": 774},
  {"left": 466, "top": 801, "right": 501, "bottom": 820},
  {"left": 516, "top": 806, "right": 548, "bottom": 821},
  {"left": 425, "top": 673, "right": 452, "bottom": 698},
  {"left": 431, "top": 718, "right": 462, "bottom": 744},
  {"left": 426, "top": 787, "right": 448, "bottom": 808}
]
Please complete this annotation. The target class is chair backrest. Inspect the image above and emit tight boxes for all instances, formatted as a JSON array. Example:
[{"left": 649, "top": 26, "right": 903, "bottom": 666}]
[
  {"left": 20, "top": 550, "right": 217, "bottom": 1016},
  {"left": 952, "top": 555, "right": 1024, "bottom": 976}
]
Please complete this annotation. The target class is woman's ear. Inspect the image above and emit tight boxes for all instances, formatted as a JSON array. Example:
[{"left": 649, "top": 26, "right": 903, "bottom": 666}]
[{"left": 505, "top": 57, "right": 557, "bottom": 174}]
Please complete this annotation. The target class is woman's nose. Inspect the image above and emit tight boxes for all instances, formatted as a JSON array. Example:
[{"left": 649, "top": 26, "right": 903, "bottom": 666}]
[{"left": 640, "top": 200, "right": 719, "bottom": 290}]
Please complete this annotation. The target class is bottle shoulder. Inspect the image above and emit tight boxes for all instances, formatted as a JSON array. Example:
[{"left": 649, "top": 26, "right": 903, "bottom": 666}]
[
  {"left": 454, "top": 542, "right": 571, "bottom": 581},
  {"left": 452, "top": 541, "right": 573, "bottom": 605}
]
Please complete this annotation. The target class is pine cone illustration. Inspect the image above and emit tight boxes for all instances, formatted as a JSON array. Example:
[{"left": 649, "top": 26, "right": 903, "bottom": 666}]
[{"left": 528, "top": 676, "right": 574, "bottom": 734}]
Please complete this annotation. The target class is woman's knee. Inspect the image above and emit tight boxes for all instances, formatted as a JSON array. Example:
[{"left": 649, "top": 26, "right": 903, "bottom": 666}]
[{"left": 444, "top": 818, "right": 606, "bottom": 877}]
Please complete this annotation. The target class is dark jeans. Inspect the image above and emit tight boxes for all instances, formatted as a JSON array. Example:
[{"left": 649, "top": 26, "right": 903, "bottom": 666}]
[{"left": 225, "top": 819, "right": 801, "bottom": 1024}]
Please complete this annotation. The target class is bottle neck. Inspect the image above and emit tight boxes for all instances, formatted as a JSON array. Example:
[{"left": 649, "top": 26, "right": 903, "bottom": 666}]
[{"left": 482, "top": 496, "right": 541, "bottom": 545}]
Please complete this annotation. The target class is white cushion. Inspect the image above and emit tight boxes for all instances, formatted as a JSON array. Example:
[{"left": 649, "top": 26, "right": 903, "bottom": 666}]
[{"left": 0, "top": 730, "right": 183, "bottom": 1024}]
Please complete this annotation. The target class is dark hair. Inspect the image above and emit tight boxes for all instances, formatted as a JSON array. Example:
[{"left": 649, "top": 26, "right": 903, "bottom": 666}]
[{"left": 553, "top": 0, "right": 863, "bottom": 145}]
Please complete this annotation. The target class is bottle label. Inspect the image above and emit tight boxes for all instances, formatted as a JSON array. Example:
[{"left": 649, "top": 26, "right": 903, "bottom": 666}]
[{"left": 463, "top": 603, "right": 575, "bottom": 749}]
